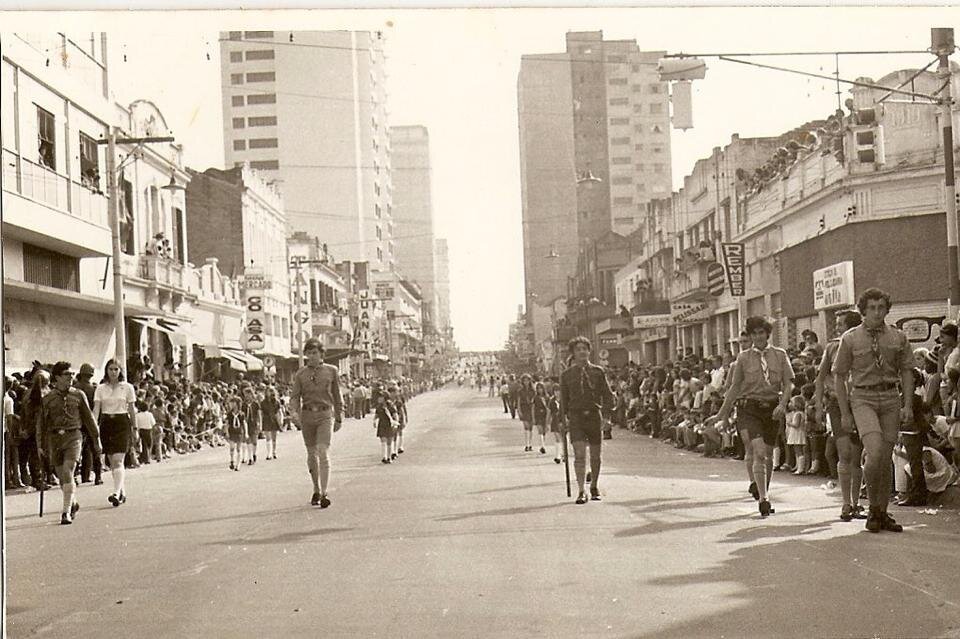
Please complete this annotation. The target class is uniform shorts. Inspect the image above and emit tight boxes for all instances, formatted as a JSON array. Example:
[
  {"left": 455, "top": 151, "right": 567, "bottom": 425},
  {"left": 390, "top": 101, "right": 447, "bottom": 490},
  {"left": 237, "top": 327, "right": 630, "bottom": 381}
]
[
  {"left": 826, "top": 397, "right": 860, "bottom": 445},
  {"left": 47, "top": 429, "right": 82, "bottom": 468},
  {"left": 568, "top": 410, "right": 602, "bottom": 446},
  {"left": 850, "top": 389, "right": 901, "bottom": 444},
  {"left": 301, "top": 407, "right": 334, "bottom": 450},
  {"left": 737, "top": 399, "right": 779, "bottom": 446}
]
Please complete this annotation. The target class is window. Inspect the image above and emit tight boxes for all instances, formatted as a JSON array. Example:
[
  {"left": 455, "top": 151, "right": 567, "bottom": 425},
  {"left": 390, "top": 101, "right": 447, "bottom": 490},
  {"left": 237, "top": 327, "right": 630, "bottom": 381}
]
[
  {"left": 609, "top": 97, "right": 629, "bottom": 106},
  {"left": 375, "top": 204, "right": 382, "bottom": 218},
  {"left": 649, "top": 103, "right": 663, "bottom": 114},
  {"left": 633, "top": 104, "right": 643, "bottom": 113},
  {"left": 608, "top": 77, "right": 627, "bottom": 85},
  {"left": 636, "top": 183, "right": 646, "bottom": 191},
  {"left": 653, "top": 146, "right": 664, "bottom": 153},
  {"left": 631, "top": 84, "right": 643, "bottom": 93},
  {"left": 79, "top": 132, "right": 100, "bottom": 190},
  {"left": 245, "top": 49, "right": 275, "bottom": 60},
  {"left": 248, "top": 116, "right": 277, "bottom": 127},
  {"left": 246, "top": 71, "right": 275, "bottom": 83},
  {"left": 233, "top": 140, "right": 246, "bottom": 151},
  {"left": 228, "top": 31, "right": 242, "bottom": 40},
  {"left": 36, "top": 106, "right": 56, "bottom": 169},
  {"left": 648, "top": 84, "right": 662, "bottom": 93},
  {"left": 249, "top": 160, "right": 279, "bottom": 170},
  {"left": 634, "top": 143, "right": 644, "bottom": 151},
  {"left": 613, "top": 196, "right": 634, "bottom": 205},
  {"left": 634, "top": 125, "right": 645, "bottom": 134},
  {"left": 612, "top": 176, "right": 633, "bottom": 185},
  {"left": 609, "top": 117, "right": 629, "bottom": 125},
  {"left": 377, "top": 247, "right": 383, "bottom": 262},
  {"left": 273, "top": 315, "right": 281, "bottom": 337},
  {"left": 229, "top": 51, "right": 243, "bottom": 63},
  {"left": 264, "top": 312, "right": 273, "bottom": 336},
  {"left": 636, "top": 163, "right": 644, "bottom": 171},
  {"left": 611, "top": 157, "right": 631, "bottom": 165},
  {"left": 231, "top": 95, "right": 244, "bottom": 107},
  {"left": 232, "top": 117, "right": 245, "bottom": 129},
  {"left": 230, "top": 73, "right": 244, "bottom": 85},
  {"left": 282, "top": 317, "right": 289, "bottom": 339},
  {"left": 23, "top": 243, "right": 79, "bottom": 292},
  {"left": 244, "top": 31, "right": 274, "bottom": 39},
  {"left": 376, "top": 226, "right": 382, "bottom": 240},
  {"left": 654, "top": 163, "right": 665, "bottom": 173},
  {"left": 247, "top": 93, "right": 276, "bottom": 105},
  {"left": 615, "top": 216, "right": 635, "bottom": 225},
  {"left": 631, "top": 64, "right": 641, "bottom": 72},
  {"left": 610, "top": 137, "right": 630, "bottom": 145}
]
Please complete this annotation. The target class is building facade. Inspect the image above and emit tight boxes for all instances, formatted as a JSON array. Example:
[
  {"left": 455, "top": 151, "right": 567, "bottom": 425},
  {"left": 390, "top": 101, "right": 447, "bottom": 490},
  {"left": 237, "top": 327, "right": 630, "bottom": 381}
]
[{"left": 219, "top": 30, "right": 395, "bottom": 270}]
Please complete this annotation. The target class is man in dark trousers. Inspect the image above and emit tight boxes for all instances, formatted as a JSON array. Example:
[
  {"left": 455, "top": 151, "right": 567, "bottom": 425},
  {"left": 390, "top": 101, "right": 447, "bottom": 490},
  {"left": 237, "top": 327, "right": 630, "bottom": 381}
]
[
  {"left": 560, "top": 336, "right": 614, "bottom": 504},
  {"left": 506, "top": 374, "right": 520, "bottom": 419},
  {"left": 72, "top": 363, "right": 103, "bottom": 485}
]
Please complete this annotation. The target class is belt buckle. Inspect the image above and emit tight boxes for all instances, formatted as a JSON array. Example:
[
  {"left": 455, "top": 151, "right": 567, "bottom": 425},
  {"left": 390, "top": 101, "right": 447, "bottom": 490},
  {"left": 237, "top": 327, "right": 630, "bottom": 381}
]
[{"left": 55, "top": 429, "right": 65, "bottom": 436}]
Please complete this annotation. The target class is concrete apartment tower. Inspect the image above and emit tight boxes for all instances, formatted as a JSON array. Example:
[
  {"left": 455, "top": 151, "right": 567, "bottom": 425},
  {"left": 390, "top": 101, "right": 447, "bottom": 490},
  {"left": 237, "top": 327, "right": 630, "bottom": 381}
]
[
  {"left": 389, "top": 125, "right": 438, "bottom": 331},
  {"left": 518, "top": 31, "right": 673, "bottom": 305},
  {"left": 433, "top": 238, "right": 452, "bottom": 338},
  {"left": 219, "top": 30, "right": 395, "bottom": 271}
]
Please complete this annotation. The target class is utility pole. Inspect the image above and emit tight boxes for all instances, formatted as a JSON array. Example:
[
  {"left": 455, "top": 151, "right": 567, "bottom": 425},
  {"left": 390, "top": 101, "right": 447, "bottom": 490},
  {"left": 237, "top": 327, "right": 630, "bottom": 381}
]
[
  {"left": 293, "top": 256, "right": 305, "bottom": 367},
  {"left": 933, "top": 28, "right": 960, "bottom": 320},
  {"left": 100, "top": 128, "right": 174, "bottom": 368}
]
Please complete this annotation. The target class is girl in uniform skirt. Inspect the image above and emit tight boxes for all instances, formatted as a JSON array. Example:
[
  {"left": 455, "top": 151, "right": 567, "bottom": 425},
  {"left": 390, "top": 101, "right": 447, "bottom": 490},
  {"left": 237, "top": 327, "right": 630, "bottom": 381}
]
[
  {"left": 93, "top": 359, "right": 136, "bottom": 507},
  {"left": 374, "top": 394, "right": 398, "bottom": 464},
  {"left": 242, "top": 386, "right": 262, "bottom": 465},
  {"left": 260, "top": 387, "right": 282, "bottom": 460},
  {"left": 225, "top": 394, "right": 244, "bottom": 471},
  {"left": 389, "top": 384, "right": 407, "bottom": 458},
  {"left": 546, "top": 382, "right": 563, "bottom": 464},
  {"left": 533, "top": 382, "right": 549, "bottom": 455}
]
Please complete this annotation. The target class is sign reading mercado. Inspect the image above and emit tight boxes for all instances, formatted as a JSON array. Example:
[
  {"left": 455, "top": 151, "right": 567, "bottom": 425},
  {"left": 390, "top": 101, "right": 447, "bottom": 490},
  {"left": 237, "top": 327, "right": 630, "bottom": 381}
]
[
  {"left": 720, "top": 243, "right": 745, "bottom": 296},
  {"left": 813, "top": 261, "right": 855, "bottom": 310}
]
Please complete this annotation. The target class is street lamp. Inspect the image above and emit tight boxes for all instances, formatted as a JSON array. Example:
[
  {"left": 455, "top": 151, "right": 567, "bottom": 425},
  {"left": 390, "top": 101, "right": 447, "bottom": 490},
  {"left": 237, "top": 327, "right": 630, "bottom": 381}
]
[{"left": 160, "top": 173, "right": 185, "bottom": 193}]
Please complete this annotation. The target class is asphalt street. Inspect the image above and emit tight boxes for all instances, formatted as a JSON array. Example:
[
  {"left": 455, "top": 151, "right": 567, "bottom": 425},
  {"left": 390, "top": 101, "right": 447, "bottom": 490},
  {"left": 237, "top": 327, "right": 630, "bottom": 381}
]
[{"left": 6, "top": 386, "right": 960, "bottom": 638}]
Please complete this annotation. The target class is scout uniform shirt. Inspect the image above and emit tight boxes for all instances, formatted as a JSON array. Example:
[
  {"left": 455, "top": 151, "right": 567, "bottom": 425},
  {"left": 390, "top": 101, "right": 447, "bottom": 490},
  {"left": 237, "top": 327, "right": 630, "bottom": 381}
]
[
  {"left": 833, "top": 323, "right": 913, "bottom": 389},
  {"left": 289, "top": 362, "right": 343, "bottom": 419},
  {"left": 38, "top": 386, "right": 99, "bottom": 445},
  {"left": 818, "top": 338, "right": 841, "bottom": 402},
  {"left": 729, "top": 345, "right": 794, "bottom": 403},
  {"left": 559, "top": 362, "right": 615, "bottom": 421}
]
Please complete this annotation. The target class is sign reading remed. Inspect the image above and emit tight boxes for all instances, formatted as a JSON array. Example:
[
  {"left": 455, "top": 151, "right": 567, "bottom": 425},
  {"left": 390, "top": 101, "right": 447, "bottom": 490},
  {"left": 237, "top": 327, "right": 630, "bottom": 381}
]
[
  {"left": 720, "top": 243, "right": 745, "bottom": 297},
  {"left": 813, "top": 261, "right": 855, "bottom": 310}
]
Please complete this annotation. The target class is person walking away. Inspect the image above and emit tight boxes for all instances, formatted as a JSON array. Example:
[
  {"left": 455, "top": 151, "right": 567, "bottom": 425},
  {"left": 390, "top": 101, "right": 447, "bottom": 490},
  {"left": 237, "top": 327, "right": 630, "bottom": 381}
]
[
  {"left": 546, "top": 382, "right": 564, "bottom": 463},
  {"left": 225, "top": 394, "right": 244, "bottom": 471},
  {"left": 92, "top": 360, "right": 136, "bottom": 508},
  {"left": 72, "top": 364, "right": 102, "bottom": 485},
  {"left": 389, "top": 384, "right": 407, "bottom": 456},
  {"left": 559, "top": 337, "right": 615, "bottom": 504},
  {"left": 242, "top": 385, "right": 262, "bottom": 465},
  {"left": 709, "top": 318, "right": 794, "bottom": 517},
  {"left": 39, "top": 362, "right": 102, "bottom": 524},
  {"left": 289, "top": 338, "right": 343, "bottom": 508},
  {"left": 507, "top": 375, "right": 520, "bottom": 419},
  {"left": 532, "top": 382, "right": 549, "bottom": 454},
  {"left": 833, "top": 288, "right": 913, "bottom": 533},
  {"left": 517, "top": 374, "right": 537, "bottom": 452},
  {"left": 499, "top": 379, "right": 511, "bottom": 414},
  {"left": 261, "top": 387, "right": 282, "bottom": 459},
  {"left": 815, "top": 309, "right": 866, "bottom": 521},
  {"left": 374, "top": 393, "right": 398, "bottom": 463}
]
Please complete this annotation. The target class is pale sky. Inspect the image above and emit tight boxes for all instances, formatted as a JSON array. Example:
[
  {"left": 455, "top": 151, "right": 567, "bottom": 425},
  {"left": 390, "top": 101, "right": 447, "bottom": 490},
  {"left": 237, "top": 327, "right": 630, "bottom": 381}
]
[{"left": 6, "top": 7, "right": 957, "bottom": 350}]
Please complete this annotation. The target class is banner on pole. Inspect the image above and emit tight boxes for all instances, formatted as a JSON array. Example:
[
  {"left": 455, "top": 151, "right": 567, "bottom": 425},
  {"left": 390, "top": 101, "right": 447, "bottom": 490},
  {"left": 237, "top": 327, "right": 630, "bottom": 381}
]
[{"left": 720, "top": 243, "right": 745, "bottom": 297}]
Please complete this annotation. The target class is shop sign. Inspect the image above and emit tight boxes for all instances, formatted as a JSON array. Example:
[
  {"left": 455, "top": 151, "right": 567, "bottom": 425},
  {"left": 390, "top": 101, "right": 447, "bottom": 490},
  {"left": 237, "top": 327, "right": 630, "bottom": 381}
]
[
  {"left": 599, "top": 335, "right": 621, "bottom": 346},
  {"left": 374, "top": 282, "right": 395, "bottom": 300},
  {"left": 642, "top": 326, "right": 670, "bottom": 342},
  {"left": 671, "top": 301, "right": 712, "bottom": 324},
  {"left": 242, "top": 291, "right": 266, "bottom": 351},
  {"left": 813, "top": 261, "right": 855, "bottom": 310},
  {"left": 633, "top": 314, "right": 672, "bottom": 330},
  {"left": 240, "top": 274, "right": 272, "bottom": 290},
  {"left": 721, "top": 243, "right": 745, "bottom": 297}
]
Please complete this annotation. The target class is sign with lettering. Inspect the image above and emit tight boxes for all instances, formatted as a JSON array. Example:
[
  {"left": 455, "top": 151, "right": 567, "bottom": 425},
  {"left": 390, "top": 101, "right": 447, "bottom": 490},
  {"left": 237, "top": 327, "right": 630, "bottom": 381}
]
[
  {"left": 240, "top": 275, "right": 273, "bottom": 291},
  {"left": 632, "top": 314, "right": 672, "bottom": 330},
  {"left": 242, "top": 292, "right": 266, "bottom": 351},
  {"left": 374, "top": 282, "right": 395, "bottom": 300},
  {"left": 813, "top": 261, "right": 855, "bottom": 310},
  {"left": 671, "top": 301, "right": 713, "bottom": 324},
  {"left": 720, "top": 243, "right": 745, "bottom": 297},
  {"left": 599, "top": 335, "right": 621, "bottom": 346}
]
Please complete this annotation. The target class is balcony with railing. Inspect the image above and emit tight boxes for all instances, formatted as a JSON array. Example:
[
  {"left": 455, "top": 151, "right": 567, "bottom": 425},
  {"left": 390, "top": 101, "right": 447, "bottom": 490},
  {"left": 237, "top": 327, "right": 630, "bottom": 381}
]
[{"left": 3, "top": 147, "right": 110, "bottom": 256}]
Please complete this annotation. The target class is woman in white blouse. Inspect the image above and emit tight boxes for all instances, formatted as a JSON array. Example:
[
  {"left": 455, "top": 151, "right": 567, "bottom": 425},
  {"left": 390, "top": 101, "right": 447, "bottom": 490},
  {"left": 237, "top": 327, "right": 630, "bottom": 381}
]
[{"left": 92, "top": 360, "right": 137, "bottom": 507}]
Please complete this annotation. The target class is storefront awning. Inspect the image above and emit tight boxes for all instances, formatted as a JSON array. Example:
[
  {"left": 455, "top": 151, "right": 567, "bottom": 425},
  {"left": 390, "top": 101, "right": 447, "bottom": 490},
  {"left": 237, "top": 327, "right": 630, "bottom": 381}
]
[
  {"left": 201, "top": 345, "right": 263, "bottom": 372},
  {"left": 222, "top": 348, "right": 263, "bottom": 372},
  {"left": 130, "top": 316, "right": 189, "bottom": 346}
]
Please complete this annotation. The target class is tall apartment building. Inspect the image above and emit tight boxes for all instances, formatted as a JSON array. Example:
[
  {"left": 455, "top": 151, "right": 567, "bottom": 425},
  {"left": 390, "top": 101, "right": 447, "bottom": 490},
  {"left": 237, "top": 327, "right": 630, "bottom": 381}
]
[
  {"left": 389, "top": 125, "right": 438, "bottom": 330},
  {"left": 434, "top": 238, "right": 452, "bottom": 337},
  {"left": 219, "top": 30, "right": 395, "bottom": 270},
  {"left": 518, "top": 31, "right": 673, "bottom": 307}
]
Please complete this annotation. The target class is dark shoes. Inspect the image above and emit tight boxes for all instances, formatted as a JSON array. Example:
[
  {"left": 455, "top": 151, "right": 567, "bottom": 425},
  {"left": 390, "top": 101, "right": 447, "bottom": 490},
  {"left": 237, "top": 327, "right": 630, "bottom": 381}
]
[
  {"left": 896, "top": 496, "right": 928, "bottom": 507},
  {"left": 108, "top": 493, "right": 120, "bottom": 507},
  {"left": 759, "top": 500, "right": 772, "bottom": 518},
  {"left": 539, "top": 447, "right": 546, "bottom": 454},
  {"left": 851, "top": 504, "right": 867, "bottom": 520},
  {"left": 590, "top": 487, "right": 601, "bottom": 501},
  {"left": 602, "top": 432, "right": 612, "bottom": 440},
  {"left": 398, "top": 449, "right": 404, "bottom": 454},
  {"left": 553, "top": 458, "right": 562, "bottom": 464},
  {"left": 230, "top": 462, "right": 235, "bottom": 470},
  {"left": 381, "top": 458, "right": 390, "bottom": 464},
  {"left": 575, "top": 493, "right": 588, "bottom": 505},
  {"left": 881, "top": 513, "right": 903, "bottom": 532},
  {"left": 311, "top": 492, "right": 321, "bottom": 506},
  {"left": 70, "top": 501, "right": 80, "bottom": 519},
  {"left": 319, "top": 495, "right": 331, "bottom": 509},
  {"left": 391, "top": 453, "right": 397, "bottom": 461},
  {"left": 60, "top": 513, "right": 72, "bottom": 525},
  {"left": 866, "top": 508, "right": 903, "bottom": 533},
  {"left": 748, "top": 481, "right": 760, "bottom": 501},
  {"left": 840, "top": 504, "right": 853, "bottom": 522}
]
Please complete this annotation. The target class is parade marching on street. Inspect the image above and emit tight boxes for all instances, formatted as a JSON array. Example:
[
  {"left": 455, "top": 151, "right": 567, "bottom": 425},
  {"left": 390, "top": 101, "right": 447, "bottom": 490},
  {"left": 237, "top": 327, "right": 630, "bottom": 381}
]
[{"left": 7, "top": 9, "right": 960, "bottom": 639}]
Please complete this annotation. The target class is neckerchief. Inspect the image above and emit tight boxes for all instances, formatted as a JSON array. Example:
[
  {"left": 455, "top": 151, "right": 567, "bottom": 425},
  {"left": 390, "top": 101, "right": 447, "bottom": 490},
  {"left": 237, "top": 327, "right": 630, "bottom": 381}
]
[
  {"left": 753, "top": 346, "right": 771, "bottom": 385},
  {"left": 867, "top": 325, "right": 885, "bottom": 372}
]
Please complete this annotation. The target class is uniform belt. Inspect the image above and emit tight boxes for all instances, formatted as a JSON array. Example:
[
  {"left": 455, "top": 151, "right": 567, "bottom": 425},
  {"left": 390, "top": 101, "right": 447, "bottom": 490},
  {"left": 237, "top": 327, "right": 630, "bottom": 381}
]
[
  {"left": 853, "top": 382, "right": 899, "bottom": 392},
  {"left": 51, "top": 428, "right": 79, "bottom": 436},
  {"left": 303, "top": 404, "right": 331, "bottom": 411}
]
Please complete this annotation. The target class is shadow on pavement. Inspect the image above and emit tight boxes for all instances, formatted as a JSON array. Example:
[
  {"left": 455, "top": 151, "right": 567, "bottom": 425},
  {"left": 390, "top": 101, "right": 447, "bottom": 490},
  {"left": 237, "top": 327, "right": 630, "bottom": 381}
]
[
  {"left": 121, "top": 505, "right": 306, "bottom": 531},
  {"left": 436, "top": 501, "right": 574, "bottom": 522},
  {"left": 467, "top": 482, "right": 558, "bottom": 495},
  {"left": 207, "top": 527, "right": 355, "bottom": 546}
]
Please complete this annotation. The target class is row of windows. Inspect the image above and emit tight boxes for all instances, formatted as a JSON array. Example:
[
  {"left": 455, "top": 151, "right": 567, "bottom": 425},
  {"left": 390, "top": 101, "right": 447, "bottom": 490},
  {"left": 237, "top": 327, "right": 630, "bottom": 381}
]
[
  {"left": 609, "top": 160, "right": 667, "bottom": 172},
  {"left": 233, "top": 138, "right": 278, "bottom": 150},
  {"left": 234, "top": 160, "right": 279, "bottom": 170},
  {"left": 23, "top": 243, "right": 80, "bottom": 292},
  {"left": 228, "top": 31, "right": 274, "bottom": 40},
  {"left": 35, "top": 106, "right": 102, "bottom": 190},
  {"left": 228, "top": 49, "right": 276, "bottom": 62},
  {"left": 231, "top": 116, "right": 278, "bottom": 128},
  {"left": 608, "top": 79, "right": 663, "bottom": 93},
  {"left": 231, "top": 93, "right": 277, "bottom": 107},
  {"left": 230, "top": 71, "right": 276, "bottom": 85}
]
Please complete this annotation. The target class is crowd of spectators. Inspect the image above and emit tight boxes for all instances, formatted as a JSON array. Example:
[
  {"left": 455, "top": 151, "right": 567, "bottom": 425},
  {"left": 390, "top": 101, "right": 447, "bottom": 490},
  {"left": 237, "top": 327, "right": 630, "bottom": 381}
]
[{"left": 3, "top": 359, "right": 440, "bottom": 492}]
